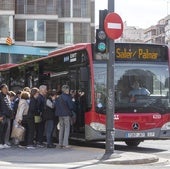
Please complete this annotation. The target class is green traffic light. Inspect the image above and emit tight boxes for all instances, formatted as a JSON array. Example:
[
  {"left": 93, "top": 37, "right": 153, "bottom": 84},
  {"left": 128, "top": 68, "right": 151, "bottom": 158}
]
[{"left": 98, "top": 42, "right": 106, "bottom": 52}]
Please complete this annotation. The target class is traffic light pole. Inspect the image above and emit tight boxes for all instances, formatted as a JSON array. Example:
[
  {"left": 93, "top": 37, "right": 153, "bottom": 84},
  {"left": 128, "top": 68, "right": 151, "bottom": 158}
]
[{"left": 103, "top": 0, "right": 115, "bottom": 159}]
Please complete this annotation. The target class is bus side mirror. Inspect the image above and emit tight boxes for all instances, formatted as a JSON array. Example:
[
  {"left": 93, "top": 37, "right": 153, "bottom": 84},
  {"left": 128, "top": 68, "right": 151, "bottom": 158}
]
[{"left": 80, "top": 67, "right": 89, "bottom": 82}]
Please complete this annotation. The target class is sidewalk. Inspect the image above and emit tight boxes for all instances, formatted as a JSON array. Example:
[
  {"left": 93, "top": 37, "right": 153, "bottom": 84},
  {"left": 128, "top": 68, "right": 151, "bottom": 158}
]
[{"left": 0, "top": 145, "right": 159, "bottom": 165}]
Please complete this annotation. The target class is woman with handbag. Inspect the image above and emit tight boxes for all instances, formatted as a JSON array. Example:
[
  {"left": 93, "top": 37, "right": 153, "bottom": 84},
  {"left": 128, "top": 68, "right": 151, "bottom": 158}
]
[{"left": 11, "top": 91, "right": 30, "bottom": 147}]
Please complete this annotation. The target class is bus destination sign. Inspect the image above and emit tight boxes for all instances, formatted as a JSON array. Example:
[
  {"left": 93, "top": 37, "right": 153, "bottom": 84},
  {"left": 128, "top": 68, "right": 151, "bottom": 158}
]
[{"left": 115, "top": 43, "right": 168, "bottom": 62}]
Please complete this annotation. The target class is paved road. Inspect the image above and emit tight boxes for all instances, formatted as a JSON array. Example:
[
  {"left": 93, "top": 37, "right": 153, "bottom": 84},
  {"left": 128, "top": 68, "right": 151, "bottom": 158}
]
[
  {"left": 0, "top": 140, "right": 170, "bottom": 169},
  {"left": 115, "top": 140, "right": 170, "bottom": 161}
]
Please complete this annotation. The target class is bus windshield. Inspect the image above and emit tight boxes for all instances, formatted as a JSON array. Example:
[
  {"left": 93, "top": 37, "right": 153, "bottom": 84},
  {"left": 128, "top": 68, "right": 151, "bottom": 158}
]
[{"left": 94, "top": 62, "right": 170, "bottom": 114}]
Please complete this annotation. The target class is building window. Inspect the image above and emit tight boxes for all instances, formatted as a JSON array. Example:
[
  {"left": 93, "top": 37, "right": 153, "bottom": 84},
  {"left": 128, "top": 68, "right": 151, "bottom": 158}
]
[
  {"left": 15, "top": 20, "right": 26, "bottom": 41},
  {"left": 0, "top": 16, "right": 9, "bottom": 38},
  {"left": 65, "top": 23, "right": 73, "bottom": 44},
  {"left": 26, "top": 20, "right": 45, "bottom": 42},
  {"left": 16, "top": 0, "right": 26, "bottom": 14},
  {"left": 58, "top": 22, "right": 73, "bottom": 45},
  {"left": 58, "top": 0, "right": 71, "bottom": 17},
  {"left": 73, "top": 0, "right": 80, "bottom": 17},
  {"left": 91, "top": 0, "right": 95, "bottom": 23},
  {"left": 81, "top": 23, "right": 90, "bottom": 42},
  {"left": 26, "top": 0, "right": 35, "bottom": 14},
  {"left": 73, "top": 23, "right": 90, "bottom": 43},
  {"left": 81, "top": 0, "right": 88, "bottom": 17},
  {"left": 16, "top": 0, "right": 56, "bottom": 15},
  {"left": 73, "top": 0, "right": 88, "bottom": 17},
  {"left": 46, "top": 20, "right": 57, "bottom": 42},
  {"left": 46, "top": 0, "right": 57, "bottom": 14},
  {"left": 0, "top": 15, "right": 13, "bottom": 39},
  {"left": 58, "top": 22, "right": 64, "bottom": 44},
  {"left": 27, "top": 20, "right": 34, "bottom": 41},
  {"left": 0, "top": 0, "right": 14, "bottom": 10},
  {"left": 36, "top": 0, "right": 45, "bottom": 14},
  {"left": 37, "top": 20, "right": 45, "bottom": 41}
]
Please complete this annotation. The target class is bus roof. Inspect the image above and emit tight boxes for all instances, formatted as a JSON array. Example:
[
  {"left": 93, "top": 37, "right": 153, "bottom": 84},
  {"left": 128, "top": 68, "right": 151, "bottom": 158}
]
[
  {"left": 0, "top": 63, "right": 18, "bottom": 71},
  {"left": 0, "top": 43, "right": 91, "bottom": 72},
  {"left": 49, "top": 43, "right": 91, "bottom": 57}
]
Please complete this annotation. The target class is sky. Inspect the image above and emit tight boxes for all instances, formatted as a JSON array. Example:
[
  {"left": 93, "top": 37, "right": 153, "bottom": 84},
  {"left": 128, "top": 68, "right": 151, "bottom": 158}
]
[{"left": 95, "top": 0, "right": 170, "bottom": 28}]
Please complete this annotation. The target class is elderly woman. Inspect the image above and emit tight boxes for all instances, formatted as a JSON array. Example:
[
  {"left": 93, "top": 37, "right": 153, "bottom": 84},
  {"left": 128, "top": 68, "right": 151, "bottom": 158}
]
[{"left": 12, "top": 91, "right": 30, "bottom": 146}]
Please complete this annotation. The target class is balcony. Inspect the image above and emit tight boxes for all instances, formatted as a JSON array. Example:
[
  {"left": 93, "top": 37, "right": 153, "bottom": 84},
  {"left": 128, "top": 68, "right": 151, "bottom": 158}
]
[
  {"left": 16, "top": 5, "right": 57, "bottom": 15},
  {"left": 0, "top": 2, "right": 14, "bottom": 10},
  {"left": 165, "top": 24, "right": 170, "bottom": 32}
]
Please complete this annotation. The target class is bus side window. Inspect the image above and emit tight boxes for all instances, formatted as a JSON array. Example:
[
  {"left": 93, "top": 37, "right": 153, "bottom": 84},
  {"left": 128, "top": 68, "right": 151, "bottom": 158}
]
[{"left": 80, "top": 67, "right": 89, "bottom": 82}]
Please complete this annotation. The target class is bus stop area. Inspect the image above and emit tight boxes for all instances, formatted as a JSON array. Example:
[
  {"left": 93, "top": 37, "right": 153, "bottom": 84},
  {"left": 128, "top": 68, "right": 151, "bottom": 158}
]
[{"left": 0, "top": 145, "right": 159, "bottom": 167}]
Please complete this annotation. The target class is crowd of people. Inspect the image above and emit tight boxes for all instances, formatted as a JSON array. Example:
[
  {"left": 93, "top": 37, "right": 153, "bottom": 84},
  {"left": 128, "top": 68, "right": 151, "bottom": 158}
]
[{"left": 0, "top": 84, "right": 75, "bottom": 149}]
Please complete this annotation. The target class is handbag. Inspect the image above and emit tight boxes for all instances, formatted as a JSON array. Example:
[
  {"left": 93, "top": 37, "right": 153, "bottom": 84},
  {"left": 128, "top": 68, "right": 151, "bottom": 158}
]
[
  {"left": 57, "top": 122, "right": 60, "bottom": 130},
  {"left": 34, "top": 115, "right": 42, "bottom": 123},
  {"left": 11, "top": 124, "right": 25, "bottom": 141}
]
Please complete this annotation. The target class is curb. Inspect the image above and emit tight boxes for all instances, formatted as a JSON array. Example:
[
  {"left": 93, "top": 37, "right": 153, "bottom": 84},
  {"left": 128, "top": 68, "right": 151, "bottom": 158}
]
[{"left": 100, "top": 152, "right": 159, "bottom": 165}]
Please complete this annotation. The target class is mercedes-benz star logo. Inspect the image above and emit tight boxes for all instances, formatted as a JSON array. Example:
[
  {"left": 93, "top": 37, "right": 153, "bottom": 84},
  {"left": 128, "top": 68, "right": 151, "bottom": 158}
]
[{"left": 132, "top": 123, "right": 139, "bottom": 130}]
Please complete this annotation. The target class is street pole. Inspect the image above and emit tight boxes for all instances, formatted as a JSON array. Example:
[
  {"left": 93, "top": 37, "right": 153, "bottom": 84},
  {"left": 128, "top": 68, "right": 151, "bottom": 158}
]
[{"left": 104, "top": 0, "right": 115, "bottom": 159}]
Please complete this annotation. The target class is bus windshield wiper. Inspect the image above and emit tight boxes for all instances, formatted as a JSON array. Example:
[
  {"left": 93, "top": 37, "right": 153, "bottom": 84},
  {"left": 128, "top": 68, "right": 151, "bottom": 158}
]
[{"left": 143, "top": 98, "right": 166, "bottom": 114}]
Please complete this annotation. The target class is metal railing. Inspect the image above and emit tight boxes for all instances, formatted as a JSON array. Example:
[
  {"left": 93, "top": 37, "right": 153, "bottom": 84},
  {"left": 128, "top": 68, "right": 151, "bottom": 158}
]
[
  {"left": 0, "top": 3, "right": 15, "bottom": 10},
  {"left": 16, "top": 5, "right": 57, "bottom": 15}
]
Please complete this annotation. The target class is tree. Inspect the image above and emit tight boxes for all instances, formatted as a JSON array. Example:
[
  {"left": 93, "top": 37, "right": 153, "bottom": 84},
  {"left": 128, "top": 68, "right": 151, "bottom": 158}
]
[{"left": 20, "top": 55, "right": 39, "bottom": 63}]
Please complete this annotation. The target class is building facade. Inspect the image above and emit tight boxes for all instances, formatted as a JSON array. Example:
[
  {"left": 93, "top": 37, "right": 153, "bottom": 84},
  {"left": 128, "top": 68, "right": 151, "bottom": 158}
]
[
  {"left": 144, "top": 18, "right": 165, "bottom": 44},
  {"left": 165, "top": 15, "right": 170, "bottom": 45},
  {"left": 117, "top": 22, "right": 144, "bottom": 43},
  {"left": 0, "top": 0, "right": 95, "bottom": 64}
]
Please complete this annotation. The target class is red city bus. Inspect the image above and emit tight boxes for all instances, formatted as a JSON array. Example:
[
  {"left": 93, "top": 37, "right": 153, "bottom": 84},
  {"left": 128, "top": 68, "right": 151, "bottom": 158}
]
[{"left": 0, "top": 43, "right": 170, "bottom": 146}]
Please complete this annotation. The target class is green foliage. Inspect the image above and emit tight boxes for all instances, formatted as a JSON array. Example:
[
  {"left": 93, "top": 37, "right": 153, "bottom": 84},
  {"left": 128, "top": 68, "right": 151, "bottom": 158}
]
[{"left": 20, "top": 55, "right": 39, "bottom": 63}]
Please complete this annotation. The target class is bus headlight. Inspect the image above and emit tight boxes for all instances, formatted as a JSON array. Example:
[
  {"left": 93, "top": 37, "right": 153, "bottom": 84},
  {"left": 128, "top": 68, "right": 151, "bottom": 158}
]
[
  {"left": 161, "top": 122, "right": 170, "bottom": 130},
  {"left": 90, "top": 122, "right": 106, "bottom": 132}
]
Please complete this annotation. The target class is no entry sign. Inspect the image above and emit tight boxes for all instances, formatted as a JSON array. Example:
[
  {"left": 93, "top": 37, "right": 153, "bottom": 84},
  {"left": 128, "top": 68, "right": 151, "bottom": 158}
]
[{"left": 104, "top": 12, "right": 123, "bottom": 40}]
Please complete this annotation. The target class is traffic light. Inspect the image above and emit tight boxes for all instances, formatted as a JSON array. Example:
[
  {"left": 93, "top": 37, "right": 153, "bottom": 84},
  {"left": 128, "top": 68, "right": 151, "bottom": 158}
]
[
  {"left": 96, "top": 10, "right": 108, "bottom": 53},
  {"left": 96, "top": 29, "right": 107, "bottom": 53}
]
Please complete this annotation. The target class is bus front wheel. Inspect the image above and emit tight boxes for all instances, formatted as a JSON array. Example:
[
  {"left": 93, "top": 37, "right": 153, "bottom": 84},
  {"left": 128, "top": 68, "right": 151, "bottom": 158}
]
[{"left": 125, "top": 140, "right": 141, "bottom": 147}]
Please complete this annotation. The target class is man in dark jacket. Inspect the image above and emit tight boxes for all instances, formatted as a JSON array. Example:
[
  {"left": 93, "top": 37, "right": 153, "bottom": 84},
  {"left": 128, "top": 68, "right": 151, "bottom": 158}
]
[
  {"left": 35, "top": 85, "right": 47, "bottom": 147},
  {"left": 0, "top": 84, "right": 13, "bottom": 149},
  {"left": 25, "top": 87, "right": 39, "bottom": 149},
  {"left": 44, "top": 90, "right": 56, "bottom": 148},
  {"left": 55, "top": 85, "right": 74, "bottom": 148}
]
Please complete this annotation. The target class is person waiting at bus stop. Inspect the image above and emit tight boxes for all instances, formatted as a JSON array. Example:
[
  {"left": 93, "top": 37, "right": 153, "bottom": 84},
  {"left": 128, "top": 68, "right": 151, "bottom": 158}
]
[
  {"left": 129, "top": 81, "right": 150, "bottom": 102},
  {"left": 55, "top": 85, "right": 74, "bottom": 148},
  {"left": 43, "top": 90, "right": 57, "bottom": 148},
  {"left": 0, "top": 84, "right": 13, "bottom": 149},
  {"left": 36, "top": 85, "right": 47, "bottom": 147}
]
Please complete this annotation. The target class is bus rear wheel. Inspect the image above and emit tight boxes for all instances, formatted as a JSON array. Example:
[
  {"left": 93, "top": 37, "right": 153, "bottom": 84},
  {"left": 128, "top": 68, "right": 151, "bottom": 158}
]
[{"left": 125, "top": 140, "right": 141, "bottom": 147}]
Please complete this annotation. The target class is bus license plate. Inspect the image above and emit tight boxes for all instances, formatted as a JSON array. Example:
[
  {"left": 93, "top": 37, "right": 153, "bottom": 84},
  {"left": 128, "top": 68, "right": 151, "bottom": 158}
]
[{"left": 126, "top": 132, "right": 145, "bottom": 138}]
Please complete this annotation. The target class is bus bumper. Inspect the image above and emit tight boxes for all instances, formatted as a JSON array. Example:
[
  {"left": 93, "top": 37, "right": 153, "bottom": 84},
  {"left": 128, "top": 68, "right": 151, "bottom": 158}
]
[
  {"left": 84, "top": 126, "right": 170, "bottom": 141},
  {"left": 115, "top": 128, "right": 170, "bottom": 140},
  {"left": 85, "top": 125, "right": 105, "bottom": 141}
]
